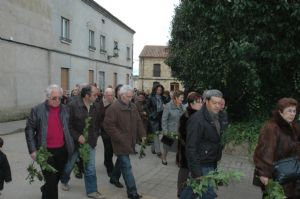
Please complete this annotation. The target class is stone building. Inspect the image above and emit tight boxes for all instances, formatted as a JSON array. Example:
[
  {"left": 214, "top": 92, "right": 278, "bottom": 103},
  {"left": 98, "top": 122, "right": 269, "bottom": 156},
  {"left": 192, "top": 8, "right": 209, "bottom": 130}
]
[
  {"left": 138, "top": 45, "right": 183, "bottom": 94},
  {"left": 0, "top": 0, "right": 134, "bottom": 121}
]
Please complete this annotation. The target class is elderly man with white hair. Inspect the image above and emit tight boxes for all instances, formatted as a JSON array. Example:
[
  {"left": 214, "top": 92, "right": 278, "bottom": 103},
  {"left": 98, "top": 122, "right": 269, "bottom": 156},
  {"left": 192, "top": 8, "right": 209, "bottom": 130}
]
[
  {"left": 99, "top": 87, "right": 117, "bottom": 178},
  {"left": 104, "top": 85, "right": 146, "bottom": 199},
  {"left": 25, "top": 84, "right": 74, "bottom": 199}
]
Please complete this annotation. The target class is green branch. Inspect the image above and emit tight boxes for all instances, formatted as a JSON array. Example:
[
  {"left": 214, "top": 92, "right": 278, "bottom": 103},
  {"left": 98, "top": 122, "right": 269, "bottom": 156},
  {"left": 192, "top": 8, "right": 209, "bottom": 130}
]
[
  {"left": 79, "top": 117, "right": 91, "bottom": 169},
  {"left": 187, "top": 170, "right": 244, "bottom": 197},
  {"left": 264, "top": 180, "right": 286, "bottom": 199},
  {"left": 26, "top": 147, "right": 57, "bottom": 184}
]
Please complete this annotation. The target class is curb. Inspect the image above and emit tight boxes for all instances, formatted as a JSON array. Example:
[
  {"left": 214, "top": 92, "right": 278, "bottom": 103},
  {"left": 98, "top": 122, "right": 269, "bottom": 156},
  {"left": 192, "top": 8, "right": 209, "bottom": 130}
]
[{"left": 0, "top": 128, "right": 24, "bottom": 136}]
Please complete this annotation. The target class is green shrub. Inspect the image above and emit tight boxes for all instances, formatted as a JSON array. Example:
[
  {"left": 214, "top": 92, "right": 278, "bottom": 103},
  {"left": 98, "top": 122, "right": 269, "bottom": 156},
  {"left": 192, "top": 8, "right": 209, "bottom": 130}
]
[{"left": 222, "top": 119, "right": 265, "bottom": 154}]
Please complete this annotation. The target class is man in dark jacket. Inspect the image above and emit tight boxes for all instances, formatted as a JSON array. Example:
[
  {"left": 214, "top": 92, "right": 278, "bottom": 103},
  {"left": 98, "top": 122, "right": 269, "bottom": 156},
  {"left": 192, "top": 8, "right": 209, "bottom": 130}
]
[
  {"left": 60, "top": 85, "right": 105, "bottom": 199},
  {"left": 25, "top": 84, "right": 74, "bottom": 199},
  {"left": 104, "top": 85, "right": 146, "bottom": 199},
  {"left": 181, "top": 89, "right": 224, "bottom": 199},
  {"left": 99, "top": 87, "right": 117, "bottom": 178}
]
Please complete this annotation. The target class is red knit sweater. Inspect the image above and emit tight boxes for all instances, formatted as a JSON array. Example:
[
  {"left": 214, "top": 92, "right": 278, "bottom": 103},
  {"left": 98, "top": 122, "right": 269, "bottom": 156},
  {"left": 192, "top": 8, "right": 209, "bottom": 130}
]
[{"left": 47, "top": 106, "right": 64, "bottom": 148}]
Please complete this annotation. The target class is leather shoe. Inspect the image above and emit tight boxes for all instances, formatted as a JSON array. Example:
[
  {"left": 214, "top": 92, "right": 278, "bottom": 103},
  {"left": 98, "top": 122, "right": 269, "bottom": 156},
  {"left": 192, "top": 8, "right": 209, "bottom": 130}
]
[
  {"left": 110, "top": 180, "right": 124, "bottom": 188},
  {"left": 128, "top": 193, "right": 142, "bottom": 199}
]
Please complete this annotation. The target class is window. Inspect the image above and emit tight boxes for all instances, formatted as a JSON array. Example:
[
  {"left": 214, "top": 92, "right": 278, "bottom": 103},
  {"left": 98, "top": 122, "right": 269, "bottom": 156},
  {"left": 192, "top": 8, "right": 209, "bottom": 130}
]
[
  {"left": 113, "top": 41, "right": 119, "bottom": 56},
  {"left": 113, "top": 73, "right": 118, "bottom": 88},
  {"left": 126, "top": 47, "right": 131, "bottom": 60},
  {"left": 89, "top": 70, "right": 94, "bottom": 83},
  {"left": 170, "top": 82, "right": 179, "bottom": 91},
  {"left": 89, "top": 30, "right": 95, "bottom": 50},
  {"left": 126, "top": 74, "right": 130, "bottom": 84},
  {"left": 99, "top": 71, "right": 105, "bottom": 92},
  {"left": 100, "top": 35, "right": 106, "bottom": 52},
  {"left": 61, "top": 17, "right": 71, "bottom": 43},
  {"left": 61, "top": 68, "right": 69, "bottom": 91},
  {"left": 153, "top": 64, "right": 161, "bottom": 77}
]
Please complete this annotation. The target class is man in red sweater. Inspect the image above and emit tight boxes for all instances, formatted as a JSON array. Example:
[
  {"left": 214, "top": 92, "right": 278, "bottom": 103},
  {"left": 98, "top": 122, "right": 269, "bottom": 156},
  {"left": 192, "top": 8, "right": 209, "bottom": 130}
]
[{"left": 25, "top": 84, "right": 74, "bottom": 199}]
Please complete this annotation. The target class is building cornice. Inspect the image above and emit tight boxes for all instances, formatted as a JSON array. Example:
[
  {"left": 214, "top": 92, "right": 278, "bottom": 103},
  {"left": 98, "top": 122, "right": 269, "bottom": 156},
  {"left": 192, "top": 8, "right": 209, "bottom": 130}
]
[
  {"left": 82, "top": 0, "right": 135, "bottom": 34},
  {"left": 138, "top": 77, "right": 179, "bottom": 81},
  {"left": 0, "top": 36, "right": 132, "bottom": 70}
]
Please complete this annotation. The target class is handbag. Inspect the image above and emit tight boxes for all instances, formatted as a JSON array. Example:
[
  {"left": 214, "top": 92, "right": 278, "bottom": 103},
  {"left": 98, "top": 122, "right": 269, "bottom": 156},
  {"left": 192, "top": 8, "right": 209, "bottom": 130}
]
[
  {"left": 160, "top": 135, "right": 174, "bottom": 146},
  {"left": 273, "top": 156, "right": 300, "bottom": 184}
]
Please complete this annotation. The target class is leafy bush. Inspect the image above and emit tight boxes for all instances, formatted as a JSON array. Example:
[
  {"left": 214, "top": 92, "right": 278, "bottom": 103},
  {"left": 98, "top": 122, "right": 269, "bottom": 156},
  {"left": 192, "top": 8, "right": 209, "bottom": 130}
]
[
  {"left": 222, "top": 120, "right": 265, "bottom": 153},
  {"left": 167, "top": 0, "right": 300, "bottom": 121}
]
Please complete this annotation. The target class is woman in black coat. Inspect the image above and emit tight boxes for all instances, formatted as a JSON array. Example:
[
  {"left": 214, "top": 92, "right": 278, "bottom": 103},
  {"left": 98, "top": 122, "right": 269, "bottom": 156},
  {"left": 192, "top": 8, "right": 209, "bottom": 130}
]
[{"left": 176, "top": 92, "right": 203, "bottom": 197}]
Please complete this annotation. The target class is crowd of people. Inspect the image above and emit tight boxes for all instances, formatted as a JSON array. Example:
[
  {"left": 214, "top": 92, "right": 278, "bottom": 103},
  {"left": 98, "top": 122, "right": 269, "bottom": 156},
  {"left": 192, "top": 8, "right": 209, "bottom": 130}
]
[{"left": 0, "top": 81, "right": 299, "bottom": 199}]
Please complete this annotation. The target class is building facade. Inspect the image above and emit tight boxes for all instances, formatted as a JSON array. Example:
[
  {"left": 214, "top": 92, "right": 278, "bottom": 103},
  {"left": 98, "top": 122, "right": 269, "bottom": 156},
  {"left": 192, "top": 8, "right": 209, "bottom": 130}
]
[
  {"left": 138, "top": 45, "right": 183, "bottom": 94},
  {"left": 0, "top": 0, "right": 134, "bottom": 121}
]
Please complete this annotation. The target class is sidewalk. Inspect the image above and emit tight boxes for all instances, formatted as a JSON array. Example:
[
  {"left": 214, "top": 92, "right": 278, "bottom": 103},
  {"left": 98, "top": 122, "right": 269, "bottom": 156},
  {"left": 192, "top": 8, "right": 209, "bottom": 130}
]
[{"left": 0, "top": 119, "right": 26, "bottom": 135}]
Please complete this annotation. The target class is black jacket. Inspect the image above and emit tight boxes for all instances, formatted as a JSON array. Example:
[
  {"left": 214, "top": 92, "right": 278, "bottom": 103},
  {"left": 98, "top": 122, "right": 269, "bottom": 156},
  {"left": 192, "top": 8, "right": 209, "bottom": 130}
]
[
  {"left": 186, "top": 105, "right": 225, "bottom": 177},
  {"left": 0, "top": 150, "right": 11, "bottom": 190},
  {"left": 176, "top": 107, "right": 197, "bottom": 168},
  {"left": 68, "top": 98, "right": 101, "bottom": 149},
  {"left": 25, "top": 101, "right": 74, "bottom": 159}
]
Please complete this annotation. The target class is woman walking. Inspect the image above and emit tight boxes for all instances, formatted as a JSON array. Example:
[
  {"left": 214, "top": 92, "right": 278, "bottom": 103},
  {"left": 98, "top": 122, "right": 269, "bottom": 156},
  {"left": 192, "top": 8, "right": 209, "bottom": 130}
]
[{"left": 254, "top": 98, "right": 300, "bottom": 198}]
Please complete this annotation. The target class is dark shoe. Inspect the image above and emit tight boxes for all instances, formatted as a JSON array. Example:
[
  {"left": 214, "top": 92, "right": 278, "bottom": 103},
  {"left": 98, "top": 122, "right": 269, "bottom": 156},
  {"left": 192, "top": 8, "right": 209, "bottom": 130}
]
[
  {"left": 128, "top": 193, "right": 142, "bottom": 199},
  {"left": 157, "top": 152, "right": 162, "bottom": 157},
  {"left": 75, "top": 172, "right": 83, "bottom": 179},
  {"left": 110, "top": 180, "right": 124, "bottom": 188},
  {"left": 162, "top": 160, "right": 168, "bottom": 165}
]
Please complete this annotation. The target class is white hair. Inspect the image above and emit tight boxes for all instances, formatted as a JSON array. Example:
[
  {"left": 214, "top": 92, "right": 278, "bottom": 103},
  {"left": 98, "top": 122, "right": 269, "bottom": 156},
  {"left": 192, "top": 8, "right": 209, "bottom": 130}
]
[
  {"left": 119, "top": 85, "right": 133, "bottom": 96},
  {"left": 45, "top": 84, "right": 63, "bottom": 98},
  {"left": 104, "top": 87, "right": 114, "bottom": 95}
]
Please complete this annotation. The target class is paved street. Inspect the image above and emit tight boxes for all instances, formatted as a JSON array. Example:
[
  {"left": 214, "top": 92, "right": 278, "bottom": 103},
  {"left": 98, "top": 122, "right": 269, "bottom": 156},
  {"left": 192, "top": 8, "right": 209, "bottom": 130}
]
[{"left": 0, "top": 121, "right": 261, "bottom": 199}]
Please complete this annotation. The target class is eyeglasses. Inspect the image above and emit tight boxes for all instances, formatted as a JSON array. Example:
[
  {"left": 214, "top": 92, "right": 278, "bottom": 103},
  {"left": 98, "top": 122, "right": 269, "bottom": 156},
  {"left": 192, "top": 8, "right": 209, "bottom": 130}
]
[{"left": 50, "top": 96, "right": 62, "bottom": 101}]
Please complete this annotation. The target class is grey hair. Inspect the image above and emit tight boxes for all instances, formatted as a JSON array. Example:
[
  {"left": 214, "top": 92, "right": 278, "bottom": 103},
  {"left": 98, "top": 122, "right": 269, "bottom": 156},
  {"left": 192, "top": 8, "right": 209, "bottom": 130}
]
[
  {"left": 45, "top": 84, "right": 63, "bottom": 98},
  {"left": 105, "top": 87, "right": 115, "bottom": 95},
  {"left": 203, "top": 89, "right": 223, "bottom": 100},
  {"left": 119, "top": 85, "right": 133, "bottom": 96}
]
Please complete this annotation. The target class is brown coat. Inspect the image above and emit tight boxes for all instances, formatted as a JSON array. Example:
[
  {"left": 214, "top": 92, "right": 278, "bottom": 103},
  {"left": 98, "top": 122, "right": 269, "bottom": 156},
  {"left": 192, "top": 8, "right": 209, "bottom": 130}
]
[
  {"left": 103, "top": 99, "right": 146, "bottom": 155},
  {"left": 253, "top": 114, "right": 300, "bottom": 197}
]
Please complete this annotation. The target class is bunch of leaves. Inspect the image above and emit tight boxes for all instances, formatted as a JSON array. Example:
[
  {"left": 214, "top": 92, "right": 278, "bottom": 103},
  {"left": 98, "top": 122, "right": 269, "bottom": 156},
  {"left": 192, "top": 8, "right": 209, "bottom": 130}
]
[
  {"left": 161, "top": 131, "right": 178, "bottom": 140},
  {"left": 264, "top": 180, "right": 286, "bottom": 199},
  {"left": 26, "top": 147, "right": 57, "bottom": 184},
  {"left": 79, "top": 117, "right": 91, "bottom": 169},
  {"left": 221, "top": 119, "right": 264, "bottom": 154},
  {"left": 139, "top": 134, "right": 155, "bottom": 159},
  {"left": 26, "top": 162, "right": 43, "bottom": 184},
  {"left": 187, "top": 170, "right": 244, "bottom": 197}
]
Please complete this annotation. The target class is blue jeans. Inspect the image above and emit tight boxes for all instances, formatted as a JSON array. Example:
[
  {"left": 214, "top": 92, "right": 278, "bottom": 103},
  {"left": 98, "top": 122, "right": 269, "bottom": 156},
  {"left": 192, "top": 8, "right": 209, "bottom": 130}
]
[
  {"left": 60, "top": 146, "right": 98, "bottom": 194},
  {"left": 180, "top": 163, "right": 217, "bottom": 199},
  {"left": 110, "top": 155, "right": 137, "bottom": 196}
]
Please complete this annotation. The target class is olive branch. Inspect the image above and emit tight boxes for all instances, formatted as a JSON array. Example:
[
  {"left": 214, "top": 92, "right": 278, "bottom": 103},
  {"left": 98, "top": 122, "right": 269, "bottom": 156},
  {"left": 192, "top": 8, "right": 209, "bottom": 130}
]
[
  {"left": 264, "top": 180, "right": 286, "bottom": 199},
  {"left": 187, "top": 170, "right": 244, "bottom": 197},
  {"left": 26, "top": 147, "right": 57, "bottom": 184},
  {"left": 78, "top": 117, "right": 91, "bottom": 169}
]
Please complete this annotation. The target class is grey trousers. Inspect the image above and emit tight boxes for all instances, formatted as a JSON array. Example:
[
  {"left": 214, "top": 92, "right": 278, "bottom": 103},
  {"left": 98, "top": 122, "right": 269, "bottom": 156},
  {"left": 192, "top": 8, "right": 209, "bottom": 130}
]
[{"left": 151, "top": 132, "right": 161, "bottom": 153}]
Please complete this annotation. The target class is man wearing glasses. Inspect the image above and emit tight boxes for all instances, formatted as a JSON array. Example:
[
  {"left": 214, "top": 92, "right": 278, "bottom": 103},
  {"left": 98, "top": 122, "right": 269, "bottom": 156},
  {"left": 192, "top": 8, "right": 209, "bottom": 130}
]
[
  {"left": 25, "top": 84, "right": 74, "bottom": 199},
  {"left": 104, "top": 85, "right": 146, "bottom": 199}
]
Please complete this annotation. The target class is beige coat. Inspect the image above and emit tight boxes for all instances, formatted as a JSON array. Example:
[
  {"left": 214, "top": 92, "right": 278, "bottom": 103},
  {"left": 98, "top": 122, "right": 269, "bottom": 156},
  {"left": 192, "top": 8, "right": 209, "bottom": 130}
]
[{"left": 103, "top": 99, "right": 146, "bottom": 155}]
